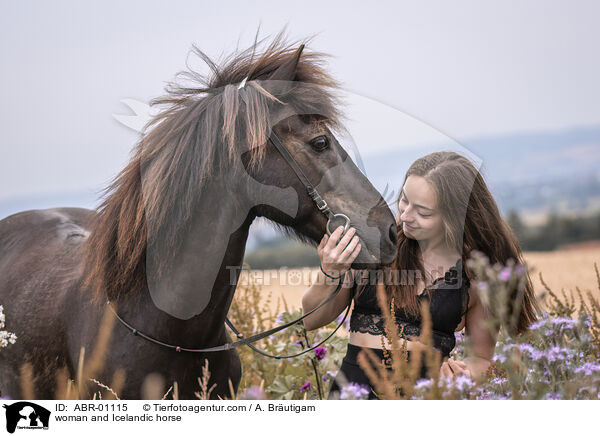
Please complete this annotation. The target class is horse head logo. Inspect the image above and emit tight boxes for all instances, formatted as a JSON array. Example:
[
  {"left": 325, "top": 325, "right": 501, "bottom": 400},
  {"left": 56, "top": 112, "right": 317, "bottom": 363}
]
[{"left": 3, "top": 402, "right": 51, "bottom": 433}]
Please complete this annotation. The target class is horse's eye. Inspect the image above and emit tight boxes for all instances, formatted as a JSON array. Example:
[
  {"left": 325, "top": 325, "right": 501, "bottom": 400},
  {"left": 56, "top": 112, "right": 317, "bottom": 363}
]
[{"left": 309, "top": 135, "right": 329, "bottom": 151}]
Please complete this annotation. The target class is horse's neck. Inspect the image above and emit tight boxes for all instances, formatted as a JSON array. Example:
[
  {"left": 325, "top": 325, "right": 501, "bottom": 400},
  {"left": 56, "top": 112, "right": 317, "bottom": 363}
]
[
  {"left": 118, "top": 159, "right": 299, "bottom": 343},
  {"left": 117, "top": 184, "right": 255, "bottom": 347}
]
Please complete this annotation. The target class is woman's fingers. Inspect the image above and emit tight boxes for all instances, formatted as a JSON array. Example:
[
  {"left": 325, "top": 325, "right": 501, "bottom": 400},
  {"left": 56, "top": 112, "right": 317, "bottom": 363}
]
[
  {"left": 350, "top": 241, "right": 362, "bottom": 261},
  {"left": 339, "top": 241, "right": 362, "bottom": 268},
  {"left": 318, "top": 234, "right": 329, "bottom": 255},
  {"left": 331, "top": 227, "right": 356, "bottom": 257},
  {"left": 339, "top": 233, "right": 360, "bottom": 262},
  {"left": 317, "top": 235, "right": 326, "bottom": 256},
  {"left": 325, "top": 226, "right": 345, "bottom": 251},
  {"left": 320, "top": 227, "right": 361, "bottom": 276},
  {"left": 440, "top": 362, "right": 453, "bottom": 378},
  {"left": 319, "top": 234, "right": 327, "bottom": 248},
  {"left": 448, "top": 358, "right": 468, "bottom": 370},
  {"left": 441, "top": 358, "right": 473, "bottom": 380},
  {"left": 447, "top": 359, "right": 470, "bottom": 377}
]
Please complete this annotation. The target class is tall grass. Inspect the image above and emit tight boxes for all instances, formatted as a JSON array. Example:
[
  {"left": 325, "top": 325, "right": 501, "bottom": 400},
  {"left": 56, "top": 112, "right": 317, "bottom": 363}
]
[
  {"left": 354, "top": 254, "right": 600, "bottom": 400},
  {"left": 6, "top": 257, "right": 600, "bottom": 400}
]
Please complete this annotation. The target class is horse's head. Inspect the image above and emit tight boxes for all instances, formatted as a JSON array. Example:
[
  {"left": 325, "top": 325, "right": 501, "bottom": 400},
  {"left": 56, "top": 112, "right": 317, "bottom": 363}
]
[
  {"left": 236, "top": 44, "right": 398, "bottom": 268},
  {"left": 117, "top": 35, "right": 399, "bottom": 318}
]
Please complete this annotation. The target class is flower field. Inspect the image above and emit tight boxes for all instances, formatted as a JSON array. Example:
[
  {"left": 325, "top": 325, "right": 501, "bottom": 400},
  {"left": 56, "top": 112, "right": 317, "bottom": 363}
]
[
  {"left": 2, "top": 246, "right": 598, "bottom": 400},
  {"left": 229, "top": 246, "right": 600, "bottom": 400}
]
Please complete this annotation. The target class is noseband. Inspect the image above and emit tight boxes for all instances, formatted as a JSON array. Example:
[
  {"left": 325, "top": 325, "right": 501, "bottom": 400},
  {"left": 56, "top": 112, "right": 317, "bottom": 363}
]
[{"left": 108, "top": 132, "right": 357, "bottom": 359}]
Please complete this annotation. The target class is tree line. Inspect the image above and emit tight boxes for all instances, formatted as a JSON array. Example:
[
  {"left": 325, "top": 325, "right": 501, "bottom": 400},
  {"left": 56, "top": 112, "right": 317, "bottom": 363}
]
[
  {"left": 244, "top": 209, "right": 600, "bottom": 269},
  {"left": 506, "top": 209, "right": 600, "bottom": 251}
]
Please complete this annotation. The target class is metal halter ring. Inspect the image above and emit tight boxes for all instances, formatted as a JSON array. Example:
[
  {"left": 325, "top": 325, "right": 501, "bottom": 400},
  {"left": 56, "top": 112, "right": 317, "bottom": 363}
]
[{"left": 326, "top": 213, "right": 351, "bottom": 236}]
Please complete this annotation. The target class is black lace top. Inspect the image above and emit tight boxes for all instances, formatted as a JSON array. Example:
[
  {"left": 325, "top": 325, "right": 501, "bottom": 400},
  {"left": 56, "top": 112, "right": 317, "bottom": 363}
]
[{"left": 349, "top": 258, "right": 471, "bottom": 358}]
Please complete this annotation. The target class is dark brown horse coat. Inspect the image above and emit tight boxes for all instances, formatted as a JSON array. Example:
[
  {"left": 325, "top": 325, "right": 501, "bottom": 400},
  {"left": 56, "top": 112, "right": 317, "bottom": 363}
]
[
  {"left": 0, "top": 35, "right": 397, "bottom": 399},
  {"left": 0, "top": 207, "right": 251, "bottom": 399}
]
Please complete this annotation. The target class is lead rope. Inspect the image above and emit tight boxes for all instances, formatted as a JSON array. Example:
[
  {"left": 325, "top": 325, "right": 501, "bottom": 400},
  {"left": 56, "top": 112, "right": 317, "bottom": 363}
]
[
  {"left": 107, "top": 269, "right": 357, "bottom": 356},
  {"left": 108, "top": 131, "right": 357, "bottom": 357}
]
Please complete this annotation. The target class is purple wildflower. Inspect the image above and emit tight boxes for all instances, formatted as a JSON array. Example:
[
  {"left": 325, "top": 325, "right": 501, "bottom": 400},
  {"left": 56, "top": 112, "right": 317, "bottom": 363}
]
[
  {"left": 453, "top": 374, "right": 475, "bottom": 391},
  {"left": 326, "top": 370, "right": 338, "bottom": 379},
  {"left": 490, "top": 376, "right": 505, "bottom": 386},
  {"left": 551, "top": 317, "right": 576, "bottom": 329},
  {"left": 340, "top": 382, "right": 370, "bottom": 400},
  {"left": 239, "top": 386, "right": 267, "bottom": 400},
  {"left": 544, "top": 346, "right": 570, "bottom": 363},
  {"left": 414, "top": 378, "right": 433, "bottom": 390},
  {"left": 517, "top": 343, "right": 535, "bottom": 355},
  {"left": 314, "top": 346, "right": 327, "bottom": 360},
  {"left": 477, "top": 281, "right": 488, "bottom": 292},
  {"left": 574, "top": 362, "right": 600, "bottom": 376},
  {"left": 300, "top": 381, "right": 311, "bottom": 393},
  {"left": 493, "top": 353, "right": 507, "bottom": 363},
  {"left": 498, "top": 267, "right": 511, "bottom": 282},
  {"left": 530, "top": 349, "right": 545, "bottom": 360},
  {"left": 294, "top": 340, "right": 303, "bottom": 347},
  {"left": 527, "top": 319, "right": 544, "bottom": 330}
]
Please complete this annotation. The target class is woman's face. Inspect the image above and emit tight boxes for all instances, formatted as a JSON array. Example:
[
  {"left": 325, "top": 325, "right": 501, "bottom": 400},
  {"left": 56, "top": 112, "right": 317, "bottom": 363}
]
[{"left": 398, "top": 175, "right": 445, "bottom": 244}]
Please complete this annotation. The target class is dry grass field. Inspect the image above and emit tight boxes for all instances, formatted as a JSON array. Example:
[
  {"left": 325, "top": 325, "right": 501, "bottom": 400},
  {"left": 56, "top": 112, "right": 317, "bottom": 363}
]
[{"left": 242, "top": 245, "right": 600, "bottom": 316}]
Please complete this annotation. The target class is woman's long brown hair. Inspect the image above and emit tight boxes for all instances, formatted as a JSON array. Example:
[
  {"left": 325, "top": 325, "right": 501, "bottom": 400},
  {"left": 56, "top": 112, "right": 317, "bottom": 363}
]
[{"left": 366, "top": 151, "right": 538, "bottom": 335}]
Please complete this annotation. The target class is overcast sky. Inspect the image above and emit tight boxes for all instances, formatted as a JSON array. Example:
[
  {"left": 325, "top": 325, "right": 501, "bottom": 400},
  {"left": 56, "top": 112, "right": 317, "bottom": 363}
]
[{"left": 1, "top": 0, "right": 599, "bottom": 201}]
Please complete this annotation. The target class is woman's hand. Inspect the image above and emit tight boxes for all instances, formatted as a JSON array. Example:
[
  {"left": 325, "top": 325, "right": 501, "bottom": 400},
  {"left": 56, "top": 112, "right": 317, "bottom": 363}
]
[
  {"left": 317, "top": 226, "right": 361, "bottom": 277},
  {"left": 440, "top": 357, "right": 472, "bottom": 379}
]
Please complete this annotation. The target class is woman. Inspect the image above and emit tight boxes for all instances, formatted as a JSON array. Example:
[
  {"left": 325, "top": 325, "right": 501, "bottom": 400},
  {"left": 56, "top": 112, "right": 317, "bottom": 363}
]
[{"left": 301, "top": 151, "right": 538, "bottom": 400}]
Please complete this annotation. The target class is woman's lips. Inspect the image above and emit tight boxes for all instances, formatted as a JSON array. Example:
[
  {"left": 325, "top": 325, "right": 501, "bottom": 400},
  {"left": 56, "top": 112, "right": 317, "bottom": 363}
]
[{"left": 403, "top": 222, "right": 418, "bottom": 231}]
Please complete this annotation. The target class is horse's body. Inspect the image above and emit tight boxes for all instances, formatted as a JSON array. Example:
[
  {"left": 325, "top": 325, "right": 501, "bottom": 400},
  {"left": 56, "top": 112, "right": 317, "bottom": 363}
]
[
  {"left": 0, "top": 35, "right": 397, "bottom": 399},
  {"left": 0, "top": 207, "right": 248, "bottom": 399}
]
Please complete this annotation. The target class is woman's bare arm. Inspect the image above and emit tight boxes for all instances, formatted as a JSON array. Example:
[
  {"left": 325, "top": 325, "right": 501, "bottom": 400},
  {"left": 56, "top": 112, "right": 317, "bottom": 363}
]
[
  {"left": 301, "top": 270, "right": 355, "bottom": 330},
  {"left": 302, "top": 226, "right": 361, "bottom": 331},
  {"left": 441, "top": 283, "right": 499, "bottom": 380}
]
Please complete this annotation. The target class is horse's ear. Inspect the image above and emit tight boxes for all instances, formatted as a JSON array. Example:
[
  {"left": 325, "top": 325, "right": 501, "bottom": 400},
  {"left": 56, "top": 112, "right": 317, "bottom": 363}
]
[{"left": 268, "top": 44, "right": 305, "bottom": 82}]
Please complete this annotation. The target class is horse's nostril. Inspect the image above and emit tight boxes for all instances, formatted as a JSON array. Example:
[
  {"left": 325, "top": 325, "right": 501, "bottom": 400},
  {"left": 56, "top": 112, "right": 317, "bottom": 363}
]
[{"left": 389, "top": 223, "right": 398, "bottom": 245}]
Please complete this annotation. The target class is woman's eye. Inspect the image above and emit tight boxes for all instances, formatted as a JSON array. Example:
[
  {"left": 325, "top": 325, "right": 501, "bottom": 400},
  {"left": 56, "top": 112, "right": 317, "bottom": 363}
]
[
  {"left": 418, "top": 213, "right": 432, "bottom": 218},
  {"left": 309, "top": 135, "right": 329, "bottom": 151}
]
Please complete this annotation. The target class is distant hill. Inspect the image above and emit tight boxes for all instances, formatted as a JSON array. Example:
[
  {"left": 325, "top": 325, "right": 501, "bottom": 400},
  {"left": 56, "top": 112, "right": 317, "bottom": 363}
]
[
  {"left": 2, "top": 124, "right": 598, "bottom": 262},
  {"left": 245, "top": 124, "right": 600, "bottom": 264},
  {"left": 360, "top": 123, "right": 600, "bottom": 218}
]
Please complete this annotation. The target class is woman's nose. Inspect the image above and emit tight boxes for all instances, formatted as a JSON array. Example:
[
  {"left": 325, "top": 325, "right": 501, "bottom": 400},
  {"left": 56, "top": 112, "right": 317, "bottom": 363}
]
[{"left": 400, "top": 207, "right": 412, "bottom": 222}]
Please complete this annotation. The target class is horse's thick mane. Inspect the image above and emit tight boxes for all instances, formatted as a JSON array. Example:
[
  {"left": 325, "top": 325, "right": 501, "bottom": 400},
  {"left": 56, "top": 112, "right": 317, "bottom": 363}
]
[{"left": 82, "top": 32, "right": 342, "bottom": 300}]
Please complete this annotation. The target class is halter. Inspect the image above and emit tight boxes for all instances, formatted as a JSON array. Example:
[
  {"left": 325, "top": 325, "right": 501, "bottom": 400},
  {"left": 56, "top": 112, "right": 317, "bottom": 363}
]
[
  {"left": 108, "top": 121, "right": 357, "bottom": 359},
  {"left": 268, "top": 133, "right": 351, "bottom": 236}
]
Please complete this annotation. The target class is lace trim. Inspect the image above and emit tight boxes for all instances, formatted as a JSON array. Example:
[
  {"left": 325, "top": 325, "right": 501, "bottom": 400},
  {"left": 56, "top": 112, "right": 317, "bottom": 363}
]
[
  {"left": 348, "top": 258, "right": 468, "bottom": 356},
  {"left": 348, "top": 313, "right": 456, "bottom": 356}
]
